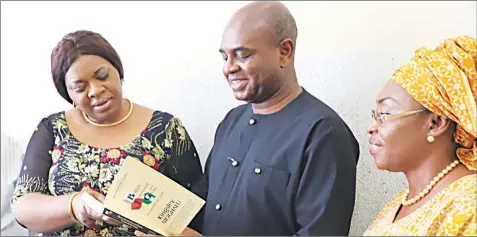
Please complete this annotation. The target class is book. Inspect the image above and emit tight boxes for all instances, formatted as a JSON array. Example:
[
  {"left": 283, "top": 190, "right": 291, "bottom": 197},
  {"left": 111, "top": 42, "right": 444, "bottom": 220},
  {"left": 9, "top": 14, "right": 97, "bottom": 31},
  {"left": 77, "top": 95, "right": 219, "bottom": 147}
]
[{"left": 82, "top": 156, "right": 206, "bottom": 236}]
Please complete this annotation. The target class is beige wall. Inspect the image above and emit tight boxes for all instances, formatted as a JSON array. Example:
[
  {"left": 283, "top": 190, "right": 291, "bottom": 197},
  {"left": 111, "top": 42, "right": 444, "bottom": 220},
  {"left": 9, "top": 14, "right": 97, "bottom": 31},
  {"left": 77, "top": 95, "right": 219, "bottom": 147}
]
[{"left": 1, "top": 1, "right": 476, "bottom": 235}]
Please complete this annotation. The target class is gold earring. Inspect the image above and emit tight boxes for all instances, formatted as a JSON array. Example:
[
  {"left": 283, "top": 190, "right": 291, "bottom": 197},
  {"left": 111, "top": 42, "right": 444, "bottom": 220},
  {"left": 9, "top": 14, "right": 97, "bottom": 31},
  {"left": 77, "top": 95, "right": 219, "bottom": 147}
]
[
  {"left": 427, "top": 135, "right": 435, "bottom": 143},
  {"left": 73, "top": 102, "right": 76, "bottom": 107}
]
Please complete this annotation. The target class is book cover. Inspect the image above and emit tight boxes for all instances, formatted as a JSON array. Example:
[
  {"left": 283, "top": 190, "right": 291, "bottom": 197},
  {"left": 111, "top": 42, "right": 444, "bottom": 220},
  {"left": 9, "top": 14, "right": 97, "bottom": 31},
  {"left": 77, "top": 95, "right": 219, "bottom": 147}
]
[{"left": 89, "top": 156, "right": 206, "bottom": 235}]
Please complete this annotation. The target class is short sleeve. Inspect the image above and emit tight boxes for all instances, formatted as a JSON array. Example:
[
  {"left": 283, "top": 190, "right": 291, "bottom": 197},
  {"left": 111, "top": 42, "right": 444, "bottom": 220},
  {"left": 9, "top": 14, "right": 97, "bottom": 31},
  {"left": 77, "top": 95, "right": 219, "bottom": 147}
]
[{"left": 11, "top": 118, "right": 54, "bottom": 213}]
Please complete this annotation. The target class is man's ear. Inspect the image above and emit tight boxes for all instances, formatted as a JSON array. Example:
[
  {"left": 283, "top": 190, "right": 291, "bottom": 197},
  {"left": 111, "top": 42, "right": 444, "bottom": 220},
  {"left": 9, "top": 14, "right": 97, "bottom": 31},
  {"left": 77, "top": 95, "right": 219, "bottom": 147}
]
[{"left": 278, "top": 38, "right": 295, "bottom": 68}]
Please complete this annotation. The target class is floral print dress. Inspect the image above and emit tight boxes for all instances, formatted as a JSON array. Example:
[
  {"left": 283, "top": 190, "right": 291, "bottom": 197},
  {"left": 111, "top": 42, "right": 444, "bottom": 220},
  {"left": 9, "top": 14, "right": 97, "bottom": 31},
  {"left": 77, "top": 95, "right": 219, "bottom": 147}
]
[{"left": 11, "top": 111, "right": 207, "bottom": 236}]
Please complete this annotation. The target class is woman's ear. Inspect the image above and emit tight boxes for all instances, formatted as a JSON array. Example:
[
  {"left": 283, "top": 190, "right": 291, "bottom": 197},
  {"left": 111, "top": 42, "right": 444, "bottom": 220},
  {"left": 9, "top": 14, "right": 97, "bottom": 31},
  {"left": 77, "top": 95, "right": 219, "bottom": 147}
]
[{"left": 427, "top": 113, "right": 452, "bottom": 138}]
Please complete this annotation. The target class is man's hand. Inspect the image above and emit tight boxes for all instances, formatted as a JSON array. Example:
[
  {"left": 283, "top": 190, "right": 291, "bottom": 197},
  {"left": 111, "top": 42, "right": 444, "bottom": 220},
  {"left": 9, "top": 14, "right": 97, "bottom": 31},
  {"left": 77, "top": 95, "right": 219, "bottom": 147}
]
[{"left": 135, "top": 227, "right": 202, "bottom": 236}]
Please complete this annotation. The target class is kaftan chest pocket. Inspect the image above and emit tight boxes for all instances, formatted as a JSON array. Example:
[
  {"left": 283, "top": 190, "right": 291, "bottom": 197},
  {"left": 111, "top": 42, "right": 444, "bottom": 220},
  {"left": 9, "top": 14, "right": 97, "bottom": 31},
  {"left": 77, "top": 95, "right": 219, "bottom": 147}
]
[{"left": 245, "top": 159, "right": 290, "bottom": 193}]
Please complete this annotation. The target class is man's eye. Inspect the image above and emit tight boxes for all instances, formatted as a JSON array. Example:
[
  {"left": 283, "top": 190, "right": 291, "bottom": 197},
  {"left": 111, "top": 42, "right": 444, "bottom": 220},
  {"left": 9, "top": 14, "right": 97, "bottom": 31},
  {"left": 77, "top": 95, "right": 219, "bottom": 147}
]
[{"left": 237, "top": 54, "right": 250, "bottom": 60}]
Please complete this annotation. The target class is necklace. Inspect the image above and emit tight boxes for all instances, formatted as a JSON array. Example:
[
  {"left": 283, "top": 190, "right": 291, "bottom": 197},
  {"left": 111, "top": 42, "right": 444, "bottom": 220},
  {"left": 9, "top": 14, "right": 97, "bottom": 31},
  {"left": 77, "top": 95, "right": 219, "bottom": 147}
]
[
  {"left": 83, "top": 99, "right": 133, "bottom": 127},
  {"left": 402, "top": 159, "right": 460, "bottom": 206}
]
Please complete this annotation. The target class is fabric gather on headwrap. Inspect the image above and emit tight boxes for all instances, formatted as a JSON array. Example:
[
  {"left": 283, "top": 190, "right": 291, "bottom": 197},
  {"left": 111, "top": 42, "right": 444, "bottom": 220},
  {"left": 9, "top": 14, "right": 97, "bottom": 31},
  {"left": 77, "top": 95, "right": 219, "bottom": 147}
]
[{"left": 391, "top": 36, "right": 477, "bottom": 170}]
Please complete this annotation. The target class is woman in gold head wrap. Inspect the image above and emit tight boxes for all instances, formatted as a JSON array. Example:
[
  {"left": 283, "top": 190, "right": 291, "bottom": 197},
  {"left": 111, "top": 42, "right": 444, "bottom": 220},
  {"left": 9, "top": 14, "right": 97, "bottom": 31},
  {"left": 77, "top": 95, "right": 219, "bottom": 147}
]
[{"left": 364, "top": 36, "right": 476, "bottom": 236}]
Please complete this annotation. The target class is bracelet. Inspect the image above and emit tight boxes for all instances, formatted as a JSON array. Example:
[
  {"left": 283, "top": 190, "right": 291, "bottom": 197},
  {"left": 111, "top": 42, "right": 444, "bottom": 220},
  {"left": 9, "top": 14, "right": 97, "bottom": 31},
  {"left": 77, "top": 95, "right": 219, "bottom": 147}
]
[{"left": 68, "top": 191, "right": 81, "bottom": 223}]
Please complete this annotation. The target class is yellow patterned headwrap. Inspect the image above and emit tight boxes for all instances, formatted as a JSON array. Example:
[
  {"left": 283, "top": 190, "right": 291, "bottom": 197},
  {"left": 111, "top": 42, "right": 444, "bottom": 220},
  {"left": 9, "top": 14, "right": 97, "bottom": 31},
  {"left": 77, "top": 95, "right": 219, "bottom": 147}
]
[{"left": 391, "top": 36, "right": 477, "bottom": 171}]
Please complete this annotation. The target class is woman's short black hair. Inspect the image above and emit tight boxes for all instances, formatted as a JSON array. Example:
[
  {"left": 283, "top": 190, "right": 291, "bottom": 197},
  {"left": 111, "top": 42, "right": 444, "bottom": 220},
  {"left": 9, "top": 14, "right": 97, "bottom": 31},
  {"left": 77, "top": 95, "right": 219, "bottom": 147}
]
[{"left": 51, "top": 30, "right": 124, "bottom": 103}]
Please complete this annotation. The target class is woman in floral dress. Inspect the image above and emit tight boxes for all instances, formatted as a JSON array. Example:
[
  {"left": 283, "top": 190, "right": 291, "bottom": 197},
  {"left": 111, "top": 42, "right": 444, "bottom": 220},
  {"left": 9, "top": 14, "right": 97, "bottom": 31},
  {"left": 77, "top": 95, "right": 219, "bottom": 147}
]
[{"left": 11, "top": 30, "right": 207, "bottom": 236}]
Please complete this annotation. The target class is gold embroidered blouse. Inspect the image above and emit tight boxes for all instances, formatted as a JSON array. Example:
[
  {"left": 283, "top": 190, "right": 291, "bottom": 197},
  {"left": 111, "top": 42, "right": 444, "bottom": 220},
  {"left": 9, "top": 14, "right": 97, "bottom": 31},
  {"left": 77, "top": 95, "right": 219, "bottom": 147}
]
[{"left": 364, "top": 174, "right": 476, "bottom": 236}]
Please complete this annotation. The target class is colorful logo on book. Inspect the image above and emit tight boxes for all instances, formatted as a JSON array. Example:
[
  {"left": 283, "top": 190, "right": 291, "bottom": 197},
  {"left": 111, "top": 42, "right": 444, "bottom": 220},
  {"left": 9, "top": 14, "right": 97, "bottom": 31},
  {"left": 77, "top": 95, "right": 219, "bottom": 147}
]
[{"left": 123, "top": 192, "right": 156, "bottom": 210}]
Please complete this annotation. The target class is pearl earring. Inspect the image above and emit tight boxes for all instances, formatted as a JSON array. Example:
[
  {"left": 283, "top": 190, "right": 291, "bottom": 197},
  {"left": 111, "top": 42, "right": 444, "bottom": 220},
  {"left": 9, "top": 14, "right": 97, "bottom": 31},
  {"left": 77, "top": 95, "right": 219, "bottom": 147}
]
[{"left": 427, "top": 135, "right": 435, "bottom": 143}]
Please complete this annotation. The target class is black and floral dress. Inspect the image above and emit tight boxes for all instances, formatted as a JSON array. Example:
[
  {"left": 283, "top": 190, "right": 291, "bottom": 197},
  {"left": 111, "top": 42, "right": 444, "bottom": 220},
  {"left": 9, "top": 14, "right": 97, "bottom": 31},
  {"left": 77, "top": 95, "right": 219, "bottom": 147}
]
[{"left": 11, "top": 111, "right": 207, "bottom": 236}]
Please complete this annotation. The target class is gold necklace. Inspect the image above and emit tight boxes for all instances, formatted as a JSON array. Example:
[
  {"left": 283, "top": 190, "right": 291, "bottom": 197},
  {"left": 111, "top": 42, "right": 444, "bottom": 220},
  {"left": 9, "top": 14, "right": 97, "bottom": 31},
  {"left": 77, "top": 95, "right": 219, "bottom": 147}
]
[
  {"left": 83, "top": 99, "right": 133, "bottom": 127},
  {"left": 402, "top": 159, "right": 460, "bottom": 206}
]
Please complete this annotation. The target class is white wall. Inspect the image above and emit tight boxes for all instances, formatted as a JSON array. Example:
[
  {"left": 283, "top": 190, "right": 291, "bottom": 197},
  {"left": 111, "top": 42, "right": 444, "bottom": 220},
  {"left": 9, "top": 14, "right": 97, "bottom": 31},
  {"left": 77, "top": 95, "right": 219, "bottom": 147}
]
[{"left": 1, "top": 1, "right": 476, "bottom": 235}]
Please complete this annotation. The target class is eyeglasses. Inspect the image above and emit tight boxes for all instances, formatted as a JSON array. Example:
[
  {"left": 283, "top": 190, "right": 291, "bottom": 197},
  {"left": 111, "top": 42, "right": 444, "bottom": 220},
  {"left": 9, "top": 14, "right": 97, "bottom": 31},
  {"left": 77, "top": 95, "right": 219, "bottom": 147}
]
[{"left": 371, "top": 109, "right": 426, "bottom": 125}]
